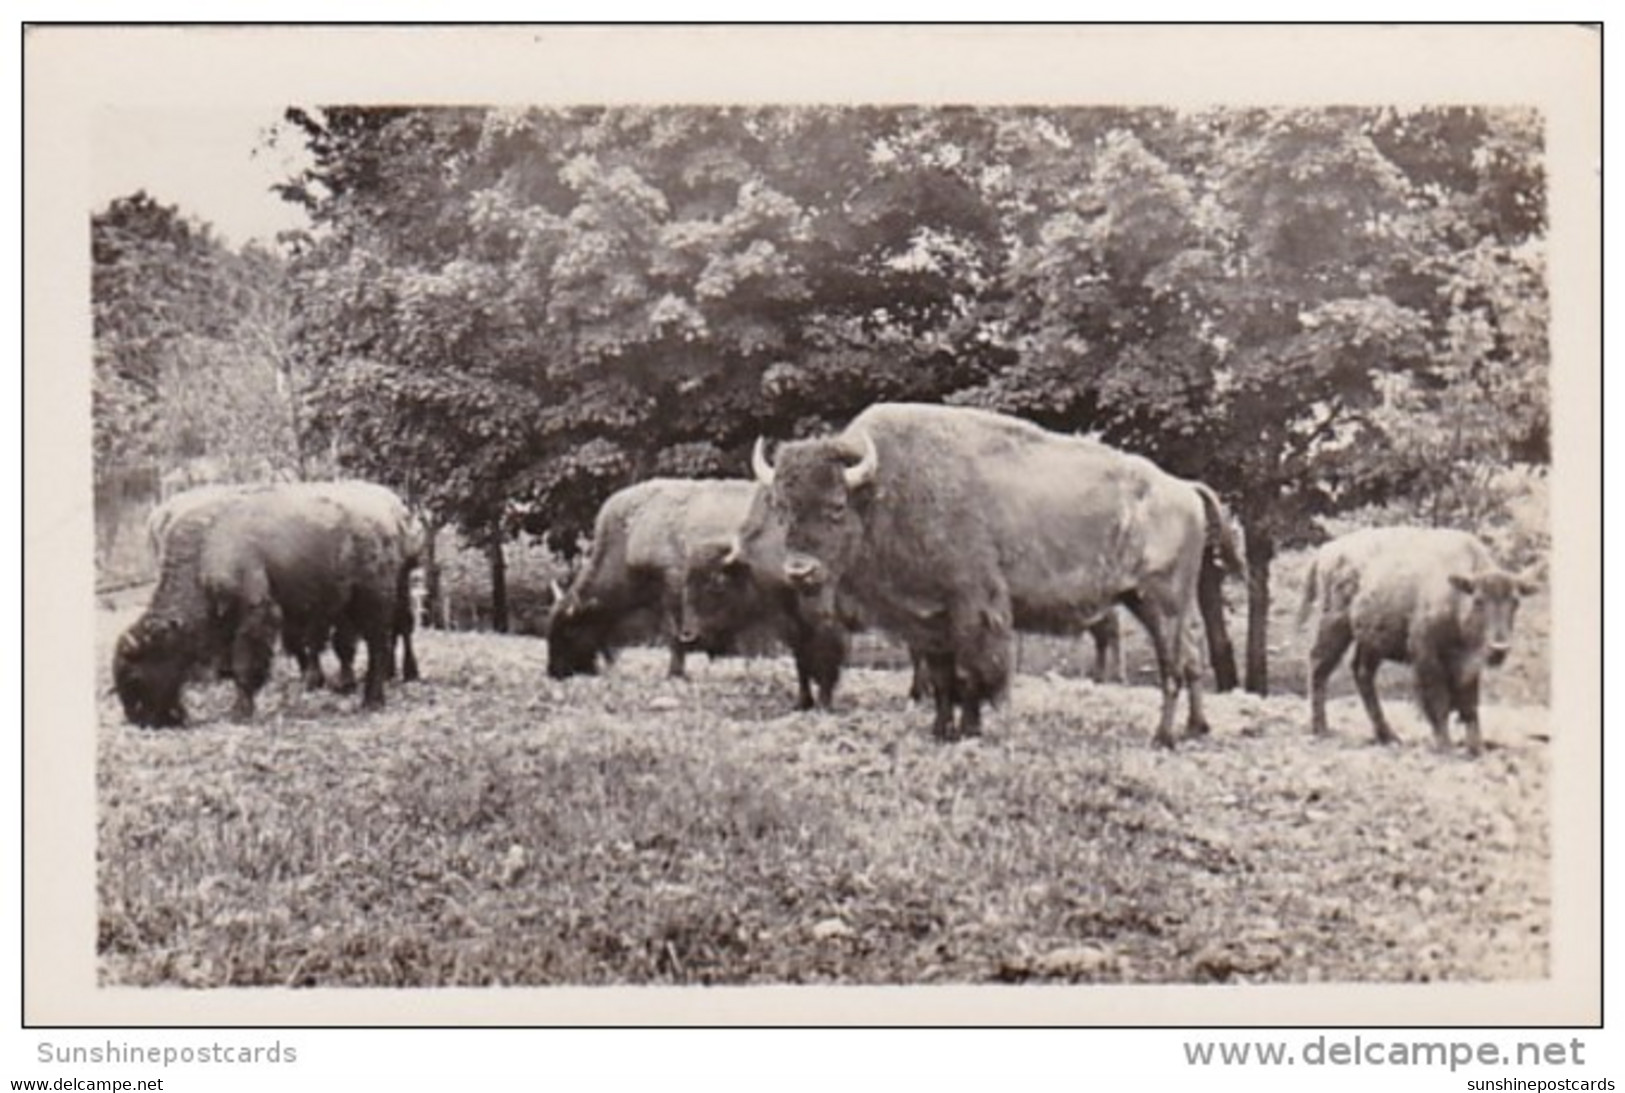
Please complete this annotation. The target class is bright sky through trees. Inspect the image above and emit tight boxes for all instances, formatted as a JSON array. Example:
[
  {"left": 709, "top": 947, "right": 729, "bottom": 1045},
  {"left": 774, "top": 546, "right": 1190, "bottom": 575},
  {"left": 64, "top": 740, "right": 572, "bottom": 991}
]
[{"left": 90, "top": 105, "right": 310, "bottom": 246}]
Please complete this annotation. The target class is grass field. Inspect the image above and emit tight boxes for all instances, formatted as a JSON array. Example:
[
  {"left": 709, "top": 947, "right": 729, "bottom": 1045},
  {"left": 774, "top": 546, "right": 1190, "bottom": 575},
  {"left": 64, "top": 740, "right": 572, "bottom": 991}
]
[{"left": 95, "top": 563, "right": 1552, "bottom": 989}]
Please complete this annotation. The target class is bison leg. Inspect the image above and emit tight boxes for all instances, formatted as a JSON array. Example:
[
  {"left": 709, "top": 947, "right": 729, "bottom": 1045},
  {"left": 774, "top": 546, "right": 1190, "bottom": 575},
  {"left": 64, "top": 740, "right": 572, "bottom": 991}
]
[
  {"left": 1352, "top": 645, "right": 1398, "bottom": 745},
  {"left": 793, "top": 661, "right": 816, "bottom": 711},
  {"left": 1307, "top": 615, "right": 1353, "bottom": 737},
  {"left": 806, "top": 617, "right": 845, "bottom": 711},
  {"left": 789, "top": 634, "right": 816, "bottom": 711},
  {"left": 813, "top": 657, "right": 841, "bottom": 710},
  {"left": 791, "top": 622, "right": 846, "bottom": 712},
  {"left": 1178, "top": 623, "right": 1210, "bottom": 738},
  {"left": 667, "top": 642, "right": 688, "bottom": 680},
  {"left": 331, "top": 623, "right": 359, "bottom": 694},
  {"left": 283, "top": 620, "right": 325, "bottom": 690},
  {"left": 1415, "top": 658, "right": 1457, "bottom": 753},
  {"left": 923, "top": 652, "right": 958, "bottom": 740},
  {"left": 1088, "top": 613, "right": 1124, "bottom": 684},
  {"left": 229, "top": 617, "right": 274, "bottom": 723},
  {"left": 1452, "top": 671, "right": 1484, "bottom": 758},
  {"left": 944, "top": 594, "right": 1012, "bottom": 740},
  {"left": 1121, "top": 592, "right": 1184, "bottom": 749},
  {"left": 908, "top": 649, "right": 929, "bottom": 704},
  {"left": 361, "top": 627, "right": 389, "bottom": 710},
  {"left": 294, "top": 646, "right": 325, "bottom": 691},
  {"left": 349, "top": 593, "right": 391, "bottom": 711}
]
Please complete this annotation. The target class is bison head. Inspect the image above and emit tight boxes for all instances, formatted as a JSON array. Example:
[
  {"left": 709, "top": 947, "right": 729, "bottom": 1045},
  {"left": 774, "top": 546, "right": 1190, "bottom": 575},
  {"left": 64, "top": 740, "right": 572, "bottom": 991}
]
[
  {"left": 546, "top": 591, "right": 602, "bottom": 679},
  {"left": 678, "top": 537, "right": 767, "bottom": 653},
  {"left": 748, "top": 430, "right": 877, "bottom": 622},
  {"left": 1448, "top": 569, "right": 1539, "bottom": 667},
  {"left": 112, "top": 616, "right": 192, "bottom": 728}
]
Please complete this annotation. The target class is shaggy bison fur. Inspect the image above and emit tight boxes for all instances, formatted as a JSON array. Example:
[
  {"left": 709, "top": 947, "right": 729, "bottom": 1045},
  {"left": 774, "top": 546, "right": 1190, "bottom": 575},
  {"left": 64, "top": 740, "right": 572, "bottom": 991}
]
[
  {"left": 549, "top": 478, "right": 846, "bottom": 709},
  {"left": 1299, "top": 526, "right": 1537, "bottom": 757},
  {"left": 114, "top": 485, "right": 410, "bottom": 727},
  {"left": 744, "top": 402, "right": 1241, "bottom": 745}
]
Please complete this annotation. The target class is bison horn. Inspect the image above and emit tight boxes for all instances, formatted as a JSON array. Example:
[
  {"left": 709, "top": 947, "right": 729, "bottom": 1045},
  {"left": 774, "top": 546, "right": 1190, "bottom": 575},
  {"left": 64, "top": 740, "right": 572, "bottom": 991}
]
[
  {"left": 722, "top": 535, "right": 744, "bottom": 567},
  {"left": 751, "top": 437, "right": 775, "bottom": 487},
  {"left": 843, "top": 430, "right": 878, "bottom": 489},
  {"left": 549, "top": 579, "right": 565, "bottom": 602}
]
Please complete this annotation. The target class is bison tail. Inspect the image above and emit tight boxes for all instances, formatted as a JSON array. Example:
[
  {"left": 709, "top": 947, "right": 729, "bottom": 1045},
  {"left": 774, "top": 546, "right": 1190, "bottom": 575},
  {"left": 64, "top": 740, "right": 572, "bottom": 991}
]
[
  {"left": 1296, "top": 557, "right": 1320, "bottom": 631},
  {"left": 1194, "top": 484, "right": 1246, "bottom": 583}
]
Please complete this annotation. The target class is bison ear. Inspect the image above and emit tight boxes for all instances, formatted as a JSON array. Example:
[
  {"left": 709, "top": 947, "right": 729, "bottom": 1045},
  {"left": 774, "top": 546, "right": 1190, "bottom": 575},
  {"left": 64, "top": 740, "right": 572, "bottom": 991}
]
[
  {"left": 1448, "top": 574, "right": 1477, "bottom": 595},
  {"left": 1515, "top": 564, "right": 1543, "bottom": 597}
]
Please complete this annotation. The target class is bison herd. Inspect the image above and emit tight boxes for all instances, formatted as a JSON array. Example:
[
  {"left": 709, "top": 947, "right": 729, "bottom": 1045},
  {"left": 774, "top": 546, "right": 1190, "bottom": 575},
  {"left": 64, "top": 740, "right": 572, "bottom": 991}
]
[{"left": 114, "top": 403, "right": 1538, "bottom": 757}]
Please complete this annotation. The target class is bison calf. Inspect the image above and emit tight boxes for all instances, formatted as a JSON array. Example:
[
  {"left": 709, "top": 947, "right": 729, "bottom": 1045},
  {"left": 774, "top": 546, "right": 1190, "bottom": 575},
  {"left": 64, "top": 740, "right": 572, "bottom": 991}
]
[{"left": 1300, "top": 526, "right": 1537, "bottom": 757}]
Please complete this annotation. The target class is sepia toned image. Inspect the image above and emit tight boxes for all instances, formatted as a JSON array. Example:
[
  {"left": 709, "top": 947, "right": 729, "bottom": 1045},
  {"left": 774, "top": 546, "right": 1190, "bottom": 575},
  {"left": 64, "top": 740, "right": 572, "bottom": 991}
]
[{"left": 25, "top": 24, "right": 1600, "bottom": 1026}]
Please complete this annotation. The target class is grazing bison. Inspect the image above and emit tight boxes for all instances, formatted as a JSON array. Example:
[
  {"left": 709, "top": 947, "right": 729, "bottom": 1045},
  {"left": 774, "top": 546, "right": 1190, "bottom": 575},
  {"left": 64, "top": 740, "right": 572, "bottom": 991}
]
[
  {"left": 745, "top": 402, "right": 1241, "bottom": 744},
  {"left": 549, "top": 479, "right": 847, "bottom": 708},
  {"left": 1299, "top": 526, "right": 1537, "bottom": 757},
  {"left": 146, "top": 483, "right": 246, "bottom": 567},
  {"left": 146, "top": 481, "right": 424, "bottom": 688},
  {"left": 294, "top": 480, "right": 425, "bottom": 686},
  {"left": 113, "top": 486, "right": 409, "bottom": 727}
]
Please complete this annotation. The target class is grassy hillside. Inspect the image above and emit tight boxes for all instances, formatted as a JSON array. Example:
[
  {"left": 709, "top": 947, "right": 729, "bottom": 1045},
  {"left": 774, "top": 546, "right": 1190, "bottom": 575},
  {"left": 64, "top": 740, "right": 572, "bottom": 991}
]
[{"left": 96, "top": 603, "right": 1550, "bottom": 990}]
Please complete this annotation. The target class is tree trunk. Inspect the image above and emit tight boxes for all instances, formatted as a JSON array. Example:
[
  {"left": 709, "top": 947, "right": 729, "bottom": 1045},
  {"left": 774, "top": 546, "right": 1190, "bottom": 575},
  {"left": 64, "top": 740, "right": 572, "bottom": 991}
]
[
  {"left": 423, "top": 522, "right": 445, "bottom": 630},
  {"left": 1197, "top": 558, "right": 1240, "bottom": 692},
  {"left": 1243, "top": 525, "right": 1275, "bottom": 695},
  {"left": 488, "top": 538, "right": 509, "bottom": 634}
]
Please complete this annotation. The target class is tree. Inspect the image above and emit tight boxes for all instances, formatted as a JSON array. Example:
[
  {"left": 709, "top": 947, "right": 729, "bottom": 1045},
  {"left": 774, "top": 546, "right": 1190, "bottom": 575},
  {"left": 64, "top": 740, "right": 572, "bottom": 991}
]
[
  {"left": 965, "top": 107, "right": 1545, "bottom": 693},
  {"left": 93, "top": 191, "right": 307, "bottom": 490},
  {"left": 282, "top": 106, "right": 1007, "bottom": 553},
  {"left": 276, "top": 103, "right": 1549, "bottom": 691},
  {"left": 92, "top": 192, "right": 230, "bottom": 481}
]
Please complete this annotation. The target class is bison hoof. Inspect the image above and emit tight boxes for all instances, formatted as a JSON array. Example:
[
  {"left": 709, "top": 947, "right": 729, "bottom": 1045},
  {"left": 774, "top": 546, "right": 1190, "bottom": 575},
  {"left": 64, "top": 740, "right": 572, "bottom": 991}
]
[
  {"left": 1152, "top": 733, "right": 1177, "bottom": 751},
  {"left": 1186, "top": 720, "right": 1211, "bottom": 739}
]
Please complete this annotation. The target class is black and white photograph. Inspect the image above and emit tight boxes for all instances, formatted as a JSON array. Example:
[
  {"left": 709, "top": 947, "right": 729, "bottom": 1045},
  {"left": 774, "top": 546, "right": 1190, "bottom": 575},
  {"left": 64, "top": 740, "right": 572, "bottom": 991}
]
[{"left": 23, "top": 24, "right": 1601, "bottom": 1032}]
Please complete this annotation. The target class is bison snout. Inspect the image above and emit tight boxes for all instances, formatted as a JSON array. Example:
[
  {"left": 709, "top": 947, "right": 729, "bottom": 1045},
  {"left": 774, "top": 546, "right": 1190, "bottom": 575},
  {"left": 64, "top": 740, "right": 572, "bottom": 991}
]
[
  {"left": 784, "top": 555, "right": 825, "bottom": 591},
  {"left": 1486, "top": 644, "right": 1510, "bottom": 667}
]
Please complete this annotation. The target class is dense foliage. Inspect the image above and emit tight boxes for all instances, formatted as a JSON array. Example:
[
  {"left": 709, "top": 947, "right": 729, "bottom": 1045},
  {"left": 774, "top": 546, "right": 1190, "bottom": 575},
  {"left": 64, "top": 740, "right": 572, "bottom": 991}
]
[
  {"left": 93, "top": 193, "right": 312, "bottom": 488},
  {"left": 92, "top": 105, "right": 1549, "bottom": 690}
]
